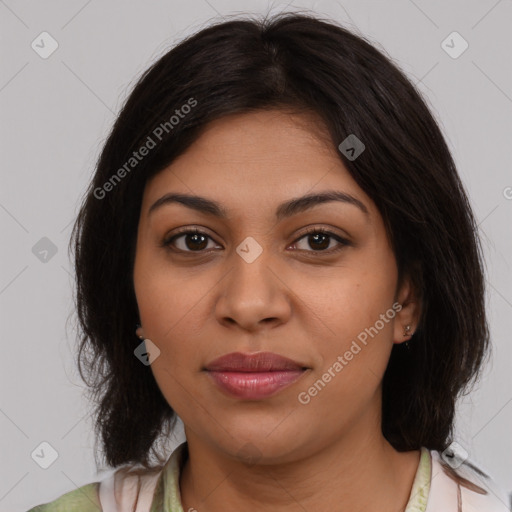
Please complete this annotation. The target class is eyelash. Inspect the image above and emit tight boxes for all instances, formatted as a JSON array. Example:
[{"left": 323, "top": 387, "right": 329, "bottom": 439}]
[{"left": 161, "top": 226, "right": 351, "bottom": 257}]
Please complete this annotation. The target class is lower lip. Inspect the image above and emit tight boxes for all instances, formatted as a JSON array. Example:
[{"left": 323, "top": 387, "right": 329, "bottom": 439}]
[{"left": 206, "top": 370, "right": 306, "bottom": 399}]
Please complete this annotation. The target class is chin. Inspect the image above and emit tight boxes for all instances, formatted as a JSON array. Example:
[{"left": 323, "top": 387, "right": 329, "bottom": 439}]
[{"left": 205, "top": 423, "right": 309, "bottom": 465}]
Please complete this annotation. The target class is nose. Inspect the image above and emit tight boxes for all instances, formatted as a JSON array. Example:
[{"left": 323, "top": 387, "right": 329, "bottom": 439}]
[{"left": 214, "top": 244, "right": 292, "bottom": 333}]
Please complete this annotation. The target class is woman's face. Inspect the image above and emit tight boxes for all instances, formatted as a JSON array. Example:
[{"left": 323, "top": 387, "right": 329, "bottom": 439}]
[{"left": 133, "top": 110, "right": 416, "bottom": 463}]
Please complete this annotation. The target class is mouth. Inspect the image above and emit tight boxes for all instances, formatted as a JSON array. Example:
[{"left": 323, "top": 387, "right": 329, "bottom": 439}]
[{"left": 204, "top": 352, "right": 309, "bottom": 400}]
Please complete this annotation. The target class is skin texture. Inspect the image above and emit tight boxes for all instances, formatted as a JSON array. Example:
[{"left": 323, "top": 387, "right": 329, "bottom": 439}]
[{"left": 133, "top": 110, "right": 422, "bottom": 511}]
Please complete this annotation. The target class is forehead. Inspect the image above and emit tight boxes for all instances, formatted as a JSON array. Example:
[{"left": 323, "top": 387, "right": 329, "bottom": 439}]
[
  {"left": 185, "top": 109, "right": 332, "bottom": 157},
  {"left": 141, "top": 110, "right": 376, "bottom": 220}
]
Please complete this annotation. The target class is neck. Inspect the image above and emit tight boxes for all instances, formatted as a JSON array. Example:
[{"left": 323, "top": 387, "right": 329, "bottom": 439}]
[{"left": 179, "top": 421, "right": 420, "bottom": 512}]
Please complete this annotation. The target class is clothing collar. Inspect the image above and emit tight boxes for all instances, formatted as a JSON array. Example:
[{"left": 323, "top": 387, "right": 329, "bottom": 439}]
[{"left": 152, "top": 443, "right": 431, "bottom": 512}]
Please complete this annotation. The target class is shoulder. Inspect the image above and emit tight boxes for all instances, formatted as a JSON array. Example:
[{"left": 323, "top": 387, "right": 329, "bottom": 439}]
[
  {"left": 26, "top": 482, "right": 101, "bottom": 512},
  {"left": 427, "top": 449, "right": 510, "bottom": 512},
  {"left": 26, "top": 465, "right": 163, "bottom": 512},
  {"left": 98, "top": 465, "right": 163, "bottom": 511}
]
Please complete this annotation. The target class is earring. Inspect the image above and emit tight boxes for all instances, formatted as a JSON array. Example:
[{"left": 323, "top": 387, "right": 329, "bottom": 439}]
[
  {"left": 135, "top": 324, "right": 144, "bottom": 341},
  {"left": 403, "top": 324, "right": 413, "bottom": 349}
]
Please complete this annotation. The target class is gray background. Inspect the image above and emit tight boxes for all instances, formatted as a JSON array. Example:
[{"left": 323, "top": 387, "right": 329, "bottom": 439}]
[{"left": 1, "top": 1, "right": 511, "bottom": 510}]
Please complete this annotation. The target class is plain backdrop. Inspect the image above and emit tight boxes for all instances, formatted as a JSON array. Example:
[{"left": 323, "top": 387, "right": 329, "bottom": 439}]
[{"left": 1, "top": 1, "right": 511, "bottom": 511}]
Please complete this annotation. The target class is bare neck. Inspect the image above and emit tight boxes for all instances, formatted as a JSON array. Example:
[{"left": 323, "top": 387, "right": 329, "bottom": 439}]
[{"left": 179, "top": 428, "right": 421, "bottom": 512}]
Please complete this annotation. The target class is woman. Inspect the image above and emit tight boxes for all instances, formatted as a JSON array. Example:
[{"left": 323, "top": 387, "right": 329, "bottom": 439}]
[{"left": 28, "top": 11, "right": 509, "bottom": 512}]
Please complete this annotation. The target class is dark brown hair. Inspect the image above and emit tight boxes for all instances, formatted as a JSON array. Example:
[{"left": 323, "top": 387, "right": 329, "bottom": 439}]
[{"left": 70, "top": 11, "right": 490, "bottom": 470}]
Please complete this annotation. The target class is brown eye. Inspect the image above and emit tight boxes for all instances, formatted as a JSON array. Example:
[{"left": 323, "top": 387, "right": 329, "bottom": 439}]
[
  {"left": 163, "top": 229, "right": 219, "bottom": 252},
  {"left": 290, "top": 228, "right": 350, "bottom": 254},
  {"left": 306, "top": 232, "right": 330, "bottom": 250},
  {"left": 162, "top": 227, "right": 350, "bottom": 256}
]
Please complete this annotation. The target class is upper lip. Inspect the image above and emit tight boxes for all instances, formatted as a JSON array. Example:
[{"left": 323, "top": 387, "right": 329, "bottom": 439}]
[{"left": 204, "top": 352, "right": 307, "bottom": 372}]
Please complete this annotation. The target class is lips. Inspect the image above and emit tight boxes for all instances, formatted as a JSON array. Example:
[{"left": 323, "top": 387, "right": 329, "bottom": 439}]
[
  {"left": 205, "top": 352, "right": 306, "bottom": 372},
  {"left": 204, "top": 352, "right": 309, "bottom": 400}
]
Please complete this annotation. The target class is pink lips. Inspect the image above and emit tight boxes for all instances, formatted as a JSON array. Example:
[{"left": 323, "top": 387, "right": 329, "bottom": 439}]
[{"left": 204, "top": 352, "right": 308, "bottom": 400}]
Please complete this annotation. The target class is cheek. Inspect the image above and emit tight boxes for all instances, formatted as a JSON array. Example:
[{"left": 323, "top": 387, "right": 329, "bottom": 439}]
[
  {"left": 136, "top": 282, "right": 206, "bottom": 379},
  {"left": 137, "top": 282, "right": 204, "bottom": 413},
  {"left": 293, "top": 251, "right": 398, "bottom": 396},
  {"left": 295, "top": 259, "right": 397, "bottom": 346},
  {"left": 345, "top": 242, "right": 398, "bottom": 331},
  {"left": 134, "top": 245, "right": 208, "bottom": 339},
  {"left": 133, "top": 255, "right": 218, "bottom": 383}
]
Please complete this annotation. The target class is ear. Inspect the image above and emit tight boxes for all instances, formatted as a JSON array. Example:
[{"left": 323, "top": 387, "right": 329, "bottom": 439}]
[
  {"left": 136, "top": 325, "right": 144, "bottom": 340},
  {"left": 392, "top": 270, "right": 422, "bottom": 345}
]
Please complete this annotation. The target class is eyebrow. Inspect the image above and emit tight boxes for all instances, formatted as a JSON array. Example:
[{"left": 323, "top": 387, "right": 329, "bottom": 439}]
[{"left": 148, "top": 190, "right": 369, "bottom": 220}]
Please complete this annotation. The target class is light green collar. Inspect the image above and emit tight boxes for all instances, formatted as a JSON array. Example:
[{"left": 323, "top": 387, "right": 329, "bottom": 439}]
[{"left": 152, "top": 443, "right": 431, "bottom": 512}]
